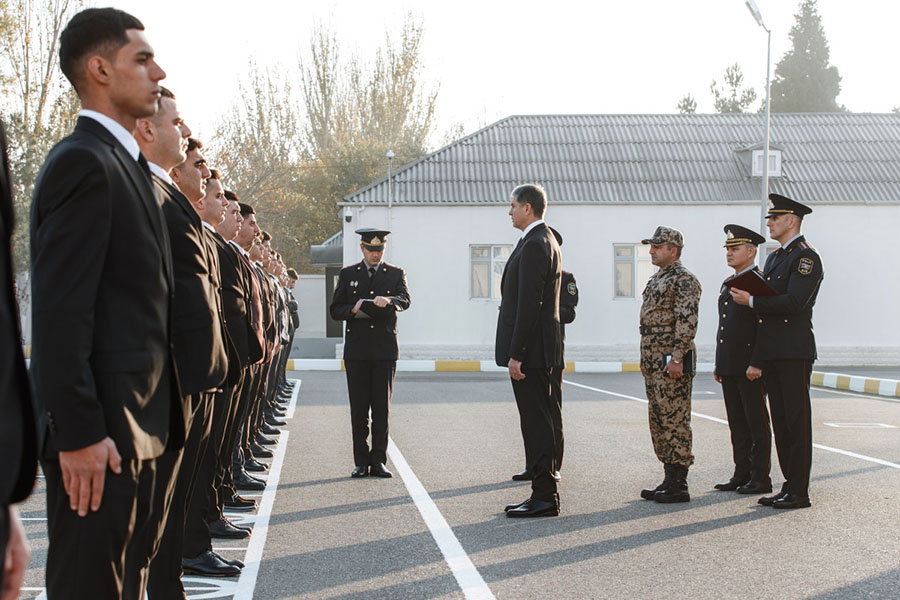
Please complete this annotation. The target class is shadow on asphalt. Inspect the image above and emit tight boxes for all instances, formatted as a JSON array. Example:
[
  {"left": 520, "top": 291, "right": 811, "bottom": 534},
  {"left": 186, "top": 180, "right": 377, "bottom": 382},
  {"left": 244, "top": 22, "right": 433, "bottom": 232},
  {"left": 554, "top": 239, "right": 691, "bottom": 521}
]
[{"left": 809, "top": 567, "right": 900, "bottom": 599}]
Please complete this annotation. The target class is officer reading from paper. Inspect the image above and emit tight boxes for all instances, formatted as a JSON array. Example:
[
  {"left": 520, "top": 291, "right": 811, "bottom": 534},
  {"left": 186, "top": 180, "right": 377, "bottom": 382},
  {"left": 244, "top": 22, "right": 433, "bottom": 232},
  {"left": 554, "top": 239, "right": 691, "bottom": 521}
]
[{"left": 330, "top": 228, "right": 410, "bottom": 478}]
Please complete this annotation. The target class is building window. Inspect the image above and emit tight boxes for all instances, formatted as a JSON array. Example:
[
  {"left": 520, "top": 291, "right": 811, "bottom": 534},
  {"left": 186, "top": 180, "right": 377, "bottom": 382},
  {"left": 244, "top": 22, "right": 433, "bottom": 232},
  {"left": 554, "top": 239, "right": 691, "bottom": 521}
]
[
  {"left": 614, "top": 244, "right": 654, "bottom": 298},
  {"left": 471, "top": 245, "right": 512, "bottom": 299},
  {"left": 752, "top": 149, "right": 782, "bottom": 177}
]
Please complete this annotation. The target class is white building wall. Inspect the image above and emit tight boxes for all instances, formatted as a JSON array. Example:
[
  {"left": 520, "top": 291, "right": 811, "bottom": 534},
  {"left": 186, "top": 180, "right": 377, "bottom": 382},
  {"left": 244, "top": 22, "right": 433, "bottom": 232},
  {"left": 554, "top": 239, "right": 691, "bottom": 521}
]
[
  {"left": 295, "top": 274, "right": 326, "bottom": 337},
  {"left": 342, "top": 202, "right": 899, "bottom": 365}
]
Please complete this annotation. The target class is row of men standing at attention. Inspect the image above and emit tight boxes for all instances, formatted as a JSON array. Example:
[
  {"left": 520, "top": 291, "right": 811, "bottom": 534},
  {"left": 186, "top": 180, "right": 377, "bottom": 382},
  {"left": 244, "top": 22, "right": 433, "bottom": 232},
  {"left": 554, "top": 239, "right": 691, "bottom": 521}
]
[
  {"left": 14, "top": 7, "right": 300, "bottom": 599},
  {"left": 637, "top": 193, "right": 823, "bottom": 510}
]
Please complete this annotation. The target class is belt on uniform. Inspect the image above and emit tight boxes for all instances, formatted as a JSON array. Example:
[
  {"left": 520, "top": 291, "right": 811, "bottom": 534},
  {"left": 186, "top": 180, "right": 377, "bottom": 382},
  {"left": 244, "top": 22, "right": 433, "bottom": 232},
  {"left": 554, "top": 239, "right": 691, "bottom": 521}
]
[{"left": 639, "top": 325, "right": 674, "bottom": 335}]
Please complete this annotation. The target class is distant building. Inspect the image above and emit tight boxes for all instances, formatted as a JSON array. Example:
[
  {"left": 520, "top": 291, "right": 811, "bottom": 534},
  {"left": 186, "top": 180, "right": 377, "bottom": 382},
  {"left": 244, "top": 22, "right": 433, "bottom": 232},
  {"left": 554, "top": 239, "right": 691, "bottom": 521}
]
[{"left": 319, "top": 113, "right": 900, "bottom": 365}]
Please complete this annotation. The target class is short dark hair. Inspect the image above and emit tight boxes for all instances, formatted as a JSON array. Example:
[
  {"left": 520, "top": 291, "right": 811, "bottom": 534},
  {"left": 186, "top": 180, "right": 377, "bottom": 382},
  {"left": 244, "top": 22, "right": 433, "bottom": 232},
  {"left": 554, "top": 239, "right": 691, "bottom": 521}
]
[
  {"left": 238, "top": 202, "right": 254, "bottom": 217},
  {"left": 511, "top": 184, "right": 547, "bottom": 218},
  {"left": 60, "top": 8, "right": 144, "bottom": 91},
  {"left": 186, "top": 138, "right": 203, "bottom": 153},
  {"left": 286, "top": 268, "right": 298, "bottom": 279},
  {"left": 224, "top": 190, "right": 240, "bottom": 202},
  {"left": 208, "top": 168, "right": 220, "bottom": 180},
  {"left": 159, "top": 86, "right": 175, "bottom": 100},
  {"left": 260, "top": 231, "right": 272, "bottom": 242}
]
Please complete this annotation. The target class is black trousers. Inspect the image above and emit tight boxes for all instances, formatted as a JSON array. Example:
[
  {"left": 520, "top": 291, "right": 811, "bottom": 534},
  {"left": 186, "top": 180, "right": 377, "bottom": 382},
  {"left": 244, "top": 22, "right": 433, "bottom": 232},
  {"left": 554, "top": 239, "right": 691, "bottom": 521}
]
[
  {"left": 721, "top": 374, "right": 771, "bottom": 482},
  {"left": 512, "top": 367, "right": 558, "bottom": 502},
  {"left": 345, "top": 360, "right": 395, "bottom": 466},
  {"left": 210, "top": 371, "right": 245, "bottom": 520},
  {"left": 762, "top": 359, "right": 813, "bottom": 496},
  {"left": 548, "top": 365, "right": 565, "bottom": 470},
  {"left": 43, "top": 456, "right": 156, "bottom": 600},
  {"left": 0, "top": 504, "right": 8, "bottom": 593},
  {"left": 147, "top": 392, "right": 211, "bottom": 598}
]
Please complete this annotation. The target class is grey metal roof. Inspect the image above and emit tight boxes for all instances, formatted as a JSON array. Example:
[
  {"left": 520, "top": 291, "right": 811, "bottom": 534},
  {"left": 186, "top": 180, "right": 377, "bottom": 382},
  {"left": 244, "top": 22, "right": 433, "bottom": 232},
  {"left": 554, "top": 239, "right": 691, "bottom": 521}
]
[{"left": 342, "top": 113, "right": 900, "bottom": 206}]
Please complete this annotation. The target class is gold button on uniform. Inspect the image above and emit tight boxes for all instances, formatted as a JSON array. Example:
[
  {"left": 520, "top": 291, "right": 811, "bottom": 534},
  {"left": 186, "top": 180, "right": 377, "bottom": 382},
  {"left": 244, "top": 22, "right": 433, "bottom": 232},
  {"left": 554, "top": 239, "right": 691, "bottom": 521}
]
[{"left": 370, "top": 324, "right": 375, "bottom": 329}]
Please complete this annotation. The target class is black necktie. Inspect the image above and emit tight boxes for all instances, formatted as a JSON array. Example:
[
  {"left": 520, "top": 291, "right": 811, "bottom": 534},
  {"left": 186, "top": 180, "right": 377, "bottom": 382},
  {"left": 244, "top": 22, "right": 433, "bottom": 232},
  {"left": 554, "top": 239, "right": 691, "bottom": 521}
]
[
  {"left": 368, "top": 267, "right": 376, "bottom": 278},
  {"left": 137, "top": 153, "right": 152, "bottom": 183}
]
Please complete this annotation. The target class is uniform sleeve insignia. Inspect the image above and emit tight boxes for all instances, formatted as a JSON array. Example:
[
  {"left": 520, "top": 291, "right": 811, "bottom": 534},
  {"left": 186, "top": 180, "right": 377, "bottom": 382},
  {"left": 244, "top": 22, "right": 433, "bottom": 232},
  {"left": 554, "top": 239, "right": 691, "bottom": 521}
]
[
  {"left": 567, "top": 281, "right": 577, "bottom": 295},
  {"left": 798, "top": 258, "right": 814, "bottom": 275},
  {"left": 350, "top": 280, "right": 358, "bottom": 287}
]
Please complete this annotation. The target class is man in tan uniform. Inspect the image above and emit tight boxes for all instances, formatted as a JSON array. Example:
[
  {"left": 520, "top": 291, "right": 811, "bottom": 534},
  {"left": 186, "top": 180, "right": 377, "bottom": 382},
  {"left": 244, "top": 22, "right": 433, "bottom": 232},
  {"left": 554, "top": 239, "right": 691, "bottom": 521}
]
[{"left": 638, "top": 226, "right": 702, "bottom": 503}]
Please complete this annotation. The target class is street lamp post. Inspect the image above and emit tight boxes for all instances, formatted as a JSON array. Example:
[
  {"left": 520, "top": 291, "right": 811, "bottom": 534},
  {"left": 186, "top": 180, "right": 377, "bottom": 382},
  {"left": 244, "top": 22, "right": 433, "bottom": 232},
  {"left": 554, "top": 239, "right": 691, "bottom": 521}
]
[
  {"left": 746, "top": 0, "right": 772, "bottom": 265},
  {"left": 386, "top": 149, "right": 395, "bottom": 259}
]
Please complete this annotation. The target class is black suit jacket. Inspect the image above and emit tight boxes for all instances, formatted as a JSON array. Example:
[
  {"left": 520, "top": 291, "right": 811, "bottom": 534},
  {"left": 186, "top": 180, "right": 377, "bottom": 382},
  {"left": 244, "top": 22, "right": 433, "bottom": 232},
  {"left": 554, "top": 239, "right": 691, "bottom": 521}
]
[
  {"left": 155, "top": 175, "right": 228, "bottom": 396},
  {"left": 0, "top": 121, "right": 37, "bottom": 506},
  {"left": 752, "top": 236, "right": 824, "bottom": 361},
  {"left": 559, "top": 270, "right": 578, "bottom": 354},
  {"left": 330, "top": 262, "right": 410, "bottom": 361},
  {"left": 211, "top": 233, "right": 260, "bottom": 367},
  {"left": 495, "top": 223, "right": 563, "bottom": 368},
  {"left": 30, "top": 116, "right": 183, "bottom": 460},
  {"left": 716, "top": 267, "right": 762, "bottom": 376}
]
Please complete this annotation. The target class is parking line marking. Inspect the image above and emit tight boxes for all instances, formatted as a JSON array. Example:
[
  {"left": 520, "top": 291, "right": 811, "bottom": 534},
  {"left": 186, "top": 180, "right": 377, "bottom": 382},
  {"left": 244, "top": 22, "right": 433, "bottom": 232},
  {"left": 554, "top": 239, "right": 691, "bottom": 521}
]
[
  {"left": 285, "top": 379, "right": 301, "bottom": 420},
  {"left": 232, "top": 430, "right": 290, "bottom": 600},
  {"left": 564, "top": 379, "right": 900, "bottom": 470},
  {"left": 388, "top": 437, "right": 495, "bottom": 600}
]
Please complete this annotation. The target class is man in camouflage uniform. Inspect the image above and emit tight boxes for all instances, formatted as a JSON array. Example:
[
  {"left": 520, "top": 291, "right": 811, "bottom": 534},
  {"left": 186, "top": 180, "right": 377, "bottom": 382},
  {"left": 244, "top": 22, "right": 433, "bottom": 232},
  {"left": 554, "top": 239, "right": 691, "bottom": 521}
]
[{"left": 638, "top": 226, "right": 702, "bottom": 503}]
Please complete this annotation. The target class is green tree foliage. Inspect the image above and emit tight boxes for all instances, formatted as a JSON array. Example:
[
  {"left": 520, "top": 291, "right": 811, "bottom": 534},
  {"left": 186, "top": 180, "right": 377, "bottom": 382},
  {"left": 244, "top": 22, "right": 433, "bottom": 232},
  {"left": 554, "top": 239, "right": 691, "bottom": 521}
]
[
  {"left": 770, "top": 0, "right": 843, "bottom": 112},
  {"left": 710, "top": 63, "right": 758, "bottom": 113},
  {"left": 676, "top": 94, "right": 697, "bottom": 114},
  {"left": 0, "top": 0, "right": 82, "bottom": 273},
  {"left": 210, "top": 14, "right": 437, "bottom": 273}
]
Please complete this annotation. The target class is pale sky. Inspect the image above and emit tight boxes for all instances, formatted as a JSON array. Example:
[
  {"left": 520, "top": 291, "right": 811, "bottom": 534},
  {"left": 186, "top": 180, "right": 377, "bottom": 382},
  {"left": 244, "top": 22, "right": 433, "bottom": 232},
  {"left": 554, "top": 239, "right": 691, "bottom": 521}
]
[{"left": 107, "top": 0, "right": 900, "bottom": 148}]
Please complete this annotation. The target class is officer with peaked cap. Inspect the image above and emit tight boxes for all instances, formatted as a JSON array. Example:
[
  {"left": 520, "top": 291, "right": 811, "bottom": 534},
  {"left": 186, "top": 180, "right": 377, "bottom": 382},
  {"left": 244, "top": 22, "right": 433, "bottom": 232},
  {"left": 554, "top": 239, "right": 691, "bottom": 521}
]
[
  {"left": 638, "top": 226, "right": 702, "bottom": 504},
  {"left": 730, "top": 194, "right": 823, "bottom": 509},
  {"left": 714, "top": 224, "right": 772, "bottom": 496},
  {"left": 329, "top": 228, "right": 410, "bottom": 478}
]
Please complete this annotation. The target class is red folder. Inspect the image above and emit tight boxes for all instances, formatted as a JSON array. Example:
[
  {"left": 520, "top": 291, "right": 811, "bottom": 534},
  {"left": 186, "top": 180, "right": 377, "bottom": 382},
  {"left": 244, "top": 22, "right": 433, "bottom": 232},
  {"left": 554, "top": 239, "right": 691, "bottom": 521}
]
[{"left": 727, "top": 270, "right": 776, "bottom": 296}]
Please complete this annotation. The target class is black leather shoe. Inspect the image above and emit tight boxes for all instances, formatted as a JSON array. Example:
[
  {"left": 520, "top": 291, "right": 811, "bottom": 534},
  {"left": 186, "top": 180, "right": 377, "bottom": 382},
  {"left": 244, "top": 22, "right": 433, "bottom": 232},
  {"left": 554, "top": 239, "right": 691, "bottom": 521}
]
[
  {"left": 250, "top": 442, "right": 274, "bottom": 458},
  {"left": 208, "top": 518, "right": 251, "bottom": 539},
  {"left": 256, "top": 435, "right": 277, "bottom": 446},
  {"left": 351, "top": 465, "right": 368, "bottom": 478},
  {"left": 551, "top": 470, "right": 561, "bottom": 482},
  {"left": 772, "top": 493, "right": 811, "bottom": 509},
  {"left": 224, "top": 493, "right": 258, "bottom": 512},
  {"left": 506, "top": 497, "right": 559, "bottom": 518},
  {"left": 211, "top": 550, "right": 244, "bottom": 569},
  {"left": 369, "top": 463, "right": 393, "bottom": 478},
  {"left": 714, "top": 476, "right": 749, "bottom": 491},
  {"left": 511, "top": 468, "right": 534, "bottom": 481},
  {"left": 223, "top": 516, "right": 252, "bottom": 532},
  {"left": 737, "top": 480, "right": 773, "bottom": 495},
  {"left": 244, "top": 458, "right": 268, "bottom": 473},
  {"left": 261, "top": 424, "right": 281, "bottom": 436},
  {"left": 758, "top": 491, "right": 788, "bottom": 506},
  {"left": 504, "top": 499, "right": 527, "bottom": 512},
  {"left": 272, "top": 408, "right": 287, "bottom": 417},
  {"left": 182, "top": 550, "right": 241, "bottom": 577},
  {"left": 266, "top": 416, "right": 287, "bottom": 427},
  {"left": 232, "top": 469, "right": 266, "bottom": 491}
]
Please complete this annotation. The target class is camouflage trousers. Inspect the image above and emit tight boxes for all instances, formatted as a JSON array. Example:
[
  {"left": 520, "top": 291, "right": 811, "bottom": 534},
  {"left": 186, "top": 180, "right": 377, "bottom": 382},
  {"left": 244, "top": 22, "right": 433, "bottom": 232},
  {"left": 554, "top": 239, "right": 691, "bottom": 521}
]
[{"left": 643, "top": 370, "right": 695, "bottom": 467}]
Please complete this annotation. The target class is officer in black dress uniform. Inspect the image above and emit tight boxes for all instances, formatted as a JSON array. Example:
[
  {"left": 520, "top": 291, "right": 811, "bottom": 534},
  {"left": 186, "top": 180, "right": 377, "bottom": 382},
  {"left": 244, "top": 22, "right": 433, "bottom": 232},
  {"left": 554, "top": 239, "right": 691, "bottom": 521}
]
[
  {"left": 730, "top": 194, "right": 823, "bottom": 509},
  {"left": 330, "top": 229, "right": 411, "bottom": 478},
  {"left": 714, "top": 224, "right": 772, "bottom": 495}
]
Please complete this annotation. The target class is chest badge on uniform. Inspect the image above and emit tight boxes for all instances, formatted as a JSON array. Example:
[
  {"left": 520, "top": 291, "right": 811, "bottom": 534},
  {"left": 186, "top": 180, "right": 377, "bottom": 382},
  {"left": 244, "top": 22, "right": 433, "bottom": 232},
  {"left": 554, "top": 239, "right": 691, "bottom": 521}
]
[
  {"left": 798, "top": 258, "right": 814, "bottom": 275},
  {"left": 350, "top": 280, "right": 358, "bottom": 287},
  {"left": 567, "top": 282, "right": 577, "bottom": 295}
]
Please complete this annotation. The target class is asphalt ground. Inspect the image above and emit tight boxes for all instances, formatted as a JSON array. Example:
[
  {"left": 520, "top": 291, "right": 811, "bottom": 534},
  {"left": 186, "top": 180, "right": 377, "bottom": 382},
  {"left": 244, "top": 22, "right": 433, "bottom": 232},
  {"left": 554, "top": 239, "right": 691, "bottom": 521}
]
[{"left": 15, "top": 371, "right": 900, "bottom": 599}]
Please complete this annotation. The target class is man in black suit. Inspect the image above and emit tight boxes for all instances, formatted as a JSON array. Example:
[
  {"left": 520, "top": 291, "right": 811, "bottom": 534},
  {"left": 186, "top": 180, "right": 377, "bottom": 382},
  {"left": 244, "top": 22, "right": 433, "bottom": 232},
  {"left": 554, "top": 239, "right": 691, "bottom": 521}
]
[
  {"left": 136, "top": 103, "right": 237, "bottom": 593},
  {"left": 0, "top": 120, "right": 38, "bottom": 600},
  {"left": 713, "top": 224, "right": 772, "bottom": 496},
  {"left": 330, "top": 229, "right": 411, "bottom": 478},
  {"left": 30, "top": 9, "right": 181, "bottom": 599},
  {"left": 731, "top": 194, "right": 824, "bottom": 509},
  {"left": 496, "top": 184, "right": 563, "bottom": 518}
]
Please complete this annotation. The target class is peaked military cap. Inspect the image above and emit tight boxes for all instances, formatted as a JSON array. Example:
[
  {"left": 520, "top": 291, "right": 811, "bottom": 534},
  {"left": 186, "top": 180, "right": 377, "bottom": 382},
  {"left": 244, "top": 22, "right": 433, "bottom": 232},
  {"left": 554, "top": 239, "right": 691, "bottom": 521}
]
[
  {"left": 549, "top": 226, "right": 563, "bottom": 247},
  {"left": 641, "top": 225, "right": 684, "bottom": 248},
  {"left": 766, "top": 193, "right": 812, "bottom": 218},
  {"left": 723, "top": 224, "right": 766, "bottom": 247},
  {"left": 355, "top": 228, "right": 390, "bottom": 251}
]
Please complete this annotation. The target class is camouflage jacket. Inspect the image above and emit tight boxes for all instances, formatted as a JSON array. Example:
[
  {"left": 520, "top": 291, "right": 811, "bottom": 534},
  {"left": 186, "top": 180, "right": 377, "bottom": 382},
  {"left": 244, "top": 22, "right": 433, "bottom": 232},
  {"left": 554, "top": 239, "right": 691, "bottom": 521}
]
[{"left": 639, "top": 260, "right": 702, "bottom": 370}]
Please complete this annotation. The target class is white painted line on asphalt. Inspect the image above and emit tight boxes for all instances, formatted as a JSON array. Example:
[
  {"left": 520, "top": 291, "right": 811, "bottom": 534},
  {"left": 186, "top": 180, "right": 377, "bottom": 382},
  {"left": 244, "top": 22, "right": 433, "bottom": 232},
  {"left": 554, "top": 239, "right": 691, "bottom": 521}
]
[
  {"left": 814, "top": 386, "right": 900, "bottom": 404},
  {"left": 285, "top": 378, "right": 301, "bottom": 420},
  {"left": 232, "top": 430, "right": 290, "bottom": 600},
  {"left": 20, "top": 517, "right": 46, "bottom": 521},
  {"left": 387, "top": 437, "right": 495, "bottom": 600},
  {"left": 564, "top": 379, "right": 900, "bottom": 470},
  {"left": 824, "top": 423, "right": 897, "bottom": 429}
]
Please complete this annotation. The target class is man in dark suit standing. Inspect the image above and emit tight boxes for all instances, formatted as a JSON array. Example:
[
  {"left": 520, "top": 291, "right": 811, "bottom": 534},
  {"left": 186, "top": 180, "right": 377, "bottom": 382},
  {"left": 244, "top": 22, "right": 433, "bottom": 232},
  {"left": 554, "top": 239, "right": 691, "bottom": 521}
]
[
  {"left": 497, "top": 184, "right": 563, "bottom": 518},
  {"left": 731, "top": 194, "right": 824, "bottom": 509},
  {"left": 136, "top": 102, "right": 236, "bottom": 592},
  {"left": 30, "top": 8, "right": 181, "bottom": 599},
  {"left": 330, "top": 229, "right": 411, "bottom": 478},
  {"left": 0, "top": 120, "right": 38, "bottom": 600},
  {"left": 713, "top": 225, "right": 771, "bottom": 495}
]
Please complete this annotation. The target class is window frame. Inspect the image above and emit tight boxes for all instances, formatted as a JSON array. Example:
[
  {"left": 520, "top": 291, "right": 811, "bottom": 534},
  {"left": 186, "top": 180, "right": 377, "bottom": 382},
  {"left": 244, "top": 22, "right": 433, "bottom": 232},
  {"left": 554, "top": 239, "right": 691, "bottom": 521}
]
[
  {"left": 469, "top": 244, "right": 513, "bottom": 300},
  {"left": 613, "top": 242, "right": 653, "bottom": 300}
]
